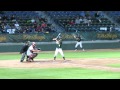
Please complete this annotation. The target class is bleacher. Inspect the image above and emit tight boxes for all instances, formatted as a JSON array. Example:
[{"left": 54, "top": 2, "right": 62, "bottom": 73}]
[
  {"left": 0, "top": 11, "right": 119, "bottom": 34},
  {"left": 105, "top": 11, "right": 120, "bottom": 24},
  {"left": 0, "top": 11, "right": 53, "bottom": 34},
  {"left": 0, "top": 11, "right": 39, "bottom": 26},
  {"left": 46, "top": 11, "right": 115, "bottom": 32}
]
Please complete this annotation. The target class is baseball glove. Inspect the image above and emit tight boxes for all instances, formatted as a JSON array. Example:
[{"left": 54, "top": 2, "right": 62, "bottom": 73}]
[{"left": 37, "top": 48, "right": 41, "bottom": 50}]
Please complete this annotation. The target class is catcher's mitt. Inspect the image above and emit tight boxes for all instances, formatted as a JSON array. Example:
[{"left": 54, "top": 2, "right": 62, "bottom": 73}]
[{"left": 37, "top": 48, "right": 41, "bottom": 50}]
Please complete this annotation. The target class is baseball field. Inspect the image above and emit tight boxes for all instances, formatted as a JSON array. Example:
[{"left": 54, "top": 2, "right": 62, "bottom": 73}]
[{"left": 0, "top": 49, "right": 120, "bottom": 79}]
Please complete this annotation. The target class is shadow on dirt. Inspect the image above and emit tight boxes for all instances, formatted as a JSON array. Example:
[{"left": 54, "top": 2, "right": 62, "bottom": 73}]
[{"left": 23, "top": 60, "right": 71, "bottom": 63}]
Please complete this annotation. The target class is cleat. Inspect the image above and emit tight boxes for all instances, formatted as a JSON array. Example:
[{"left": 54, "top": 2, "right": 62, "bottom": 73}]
[
  {"left": 20, "top": 60, "right": 23, "bottom": 62},
  {"left": 75, "top": 49, "right": 77, "bottom": 51},
  {"left": 63, "top": 57, "right": 65, "bottom": 60},
  {"left": 54, "top": 57, "right": 56, "bottom": 60}
]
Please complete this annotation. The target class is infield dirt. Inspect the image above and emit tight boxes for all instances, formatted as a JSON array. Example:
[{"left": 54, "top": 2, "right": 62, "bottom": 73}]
[{"left": 0, "top": 58, "right": 120, "bottom": 72}]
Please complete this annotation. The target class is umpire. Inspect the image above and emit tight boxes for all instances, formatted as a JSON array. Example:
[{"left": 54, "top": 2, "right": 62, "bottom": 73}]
[{"left": 20, "top": 41, "right": 30, "bottom": 62}]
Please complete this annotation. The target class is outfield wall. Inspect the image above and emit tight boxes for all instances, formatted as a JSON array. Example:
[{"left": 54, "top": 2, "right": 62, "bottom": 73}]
[
  {"left": 0, "top": 40, "right": 120, "bottom": 52},
  {"left": 0, "top": 31, "right": 120, "bottom": 43}
]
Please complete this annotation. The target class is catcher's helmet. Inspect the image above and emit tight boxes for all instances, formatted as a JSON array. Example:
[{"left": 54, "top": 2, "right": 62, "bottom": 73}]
[{"left": 38, "top": 48, "right": 41, "bottom": 50}]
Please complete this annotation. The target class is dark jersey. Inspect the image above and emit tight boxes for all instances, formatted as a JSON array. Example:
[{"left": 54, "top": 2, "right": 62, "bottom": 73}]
[
  {"left": 94, "top": 13, "right": 100, "bottom": 17},
  {"left": 56, "top": 39, "right": 62, "bottom": 48},
  {"left": 20, "top": 44, "right": 29, "bottom": 53},
  {"left": 76, "top": 36, "right": 81, "bottom": 42}
]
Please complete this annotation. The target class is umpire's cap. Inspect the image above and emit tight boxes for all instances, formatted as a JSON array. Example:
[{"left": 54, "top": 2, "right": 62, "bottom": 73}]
[
  {"left": 26, "top": 41, "right": 30, "bottom": 44},
  {"left": 27, "top": 41, "right": 30, "bottom": 43}
]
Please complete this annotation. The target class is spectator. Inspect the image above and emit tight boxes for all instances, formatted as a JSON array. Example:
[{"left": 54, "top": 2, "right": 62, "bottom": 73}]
[
  {"left": 1, "top": 23, "right": 5, "bottom": 33},
  {"left": 85, "top": 11, "right": 90, "bottom": 18},
  {"left": 19, "top": 26, "right": 26, "bottom": 33},
  {"left": 0, "top": 16, "right": 1, "bottom": 20},
  {"left": 94, "top": 11, "right": 101, "bottom": 23},
  {"left": 109, "top": 25, "right": 114, "bottom": 32},
  {"left": 10, "top": 15, "right": 16, "bottom": 22},
  {"left": 14, "top": 21, "right": 21, "bottom": 31},
  {"left": 50, "top": 24, "right": 56, "bottom": 32},
  {"left": 0, "top": 25, "right": 2, "bottom": 33},
  {"left": 2, "top": 15, "right": 8, "bottom": 21},
  {"left": 87, "top": 16, "right": 92, "bottom": 26},
  {"left": 11, "top": 26, "right": 16, "bottom": 34},
  {"left": 75, "top": 16, "right": 80, "bottom": 24},
  {"left": 31, "top": 18, "right": 35, "bottom": 23},
  {"left": 40, "top": 16, "right": 47, "bottom": 22},
  {"left": 36, "top": 24, "right": 42, "bottom": 32},
  {"left": 0, "top": 16, "right": 2, "bottom": 22},
  {"left": 29, "top": 26, "right": 36, "bottom": 33},
  {"left": 14, "top": 22, "right": 19, "bottom": 29},
  {"left": 69, "top": 20, "right": 75, "bottom": 25},
  {"left": 41, "top": 22, "right": 47, "bottom": 32},
  {"left": 79, "top": 17, "right": 83, "bottom": 23},
  {"left": 41, "top": 21, "right": 47, "bottom": 28},
  {"left": 83, "top": 17, "right": 91, "bottom": 26},
  {"left": 35, "top": 17, "right": 40, "bottom": 24},
  {"left": 45, "top": 24, "right": 51, "bottom": 32},
  {"left": 33, "top": 21, "right": 37, "bottom": 30},
  {"left": 47, "top": 18, "right": 51, "bottom": 24},
  {"left": 80, "top": 11, "right": 85, "bottom": 17},
  {"left": 5, "top": 23, "right": 11, "bottom": 33},
  {"left": 23, "top": 26, "right": 29, "bottom": 33}
]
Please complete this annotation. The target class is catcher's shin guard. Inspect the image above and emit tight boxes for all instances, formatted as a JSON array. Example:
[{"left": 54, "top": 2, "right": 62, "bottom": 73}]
[{"left": 26, "top": 56, "right": 29, "bottom": 61}]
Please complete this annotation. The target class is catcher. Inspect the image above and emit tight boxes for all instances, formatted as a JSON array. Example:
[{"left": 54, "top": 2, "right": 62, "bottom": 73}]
[
  {"left": 53, "top": 35, "right": 65, "bottom": 61},
  {"left": 26, "top": 42, "right": 41, "bottom": 62}
]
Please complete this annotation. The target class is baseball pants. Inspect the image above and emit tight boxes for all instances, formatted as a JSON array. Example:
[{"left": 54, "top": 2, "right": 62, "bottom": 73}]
[
  {"left": 75, "top": 41, "right": 83, "bottom": 48},
  {"left": 29, "top": 53, "right": 38, "bottom": 59},
  {"left": 54, "top": 48, "right": 64, "bottom": 57},
  {"left": 20, "top": 52, "right": 27, "bottom": 61}
]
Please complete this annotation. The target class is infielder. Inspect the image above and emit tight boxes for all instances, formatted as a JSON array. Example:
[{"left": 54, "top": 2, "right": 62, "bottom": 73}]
[
  {"left": 27, "top": 42, "right": 41, "bottom": 62},
  {"left": 20, "top": 41, "right": 30, "bottom": 62},
  {"left": 74, "top": 34, "right": 85, "bottom": 51},
  {"left": 53, "top": 36, "right": 65, "bottom": 61}
]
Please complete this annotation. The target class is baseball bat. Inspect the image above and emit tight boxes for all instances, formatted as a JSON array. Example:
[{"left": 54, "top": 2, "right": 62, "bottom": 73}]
[{"left": 56, "top": 33, "right": 61, "bottom": 39}]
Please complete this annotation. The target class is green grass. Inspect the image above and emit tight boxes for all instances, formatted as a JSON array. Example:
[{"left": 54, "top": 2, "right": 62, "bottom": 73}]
[
  {"left": 1, "top": 50, "right": 120, "bottom": 60},
  {"left": 107, "top": 64, "right": 120, "bottom": 68},
  {"left": 0, "top": 67, "right": 120, "bottom": 79},
  {"left": 1, "top": 50, "right": 120, "bottom": 79}
]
